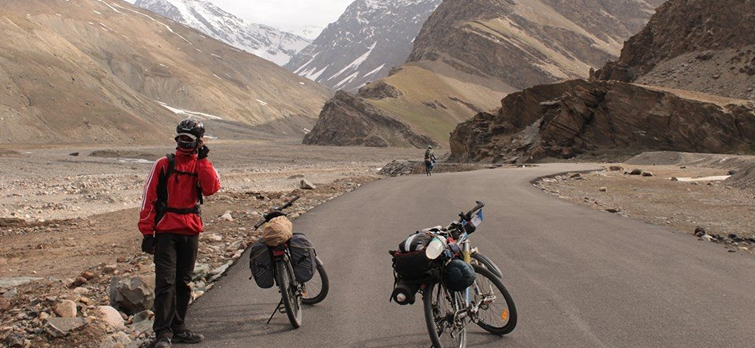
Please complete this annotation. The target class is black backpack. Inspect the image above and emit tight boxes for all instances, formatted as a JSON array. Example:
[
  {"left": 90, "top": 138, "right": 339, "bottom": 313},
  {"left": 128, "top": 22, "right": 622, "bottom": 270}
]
[{"left": 154, "top": 153, "right": 204, "bottom": 225}]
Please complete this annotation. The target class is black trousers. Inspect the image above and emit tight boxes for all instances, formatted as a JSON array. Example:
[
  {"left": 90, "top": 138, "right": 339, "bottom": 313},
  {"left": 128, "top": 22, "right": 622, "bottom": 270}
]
[{"left": 153, "top": 233, "right": 199, "bottom": 339}]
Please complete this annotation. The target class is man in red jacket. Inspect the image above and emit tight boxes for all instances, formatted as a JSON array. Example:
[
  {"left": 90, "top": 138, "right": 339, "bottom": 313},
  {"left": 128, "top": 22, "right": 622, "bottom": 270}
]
[{"left": 138, "top": 118, "right": 221, "bottom": 348}]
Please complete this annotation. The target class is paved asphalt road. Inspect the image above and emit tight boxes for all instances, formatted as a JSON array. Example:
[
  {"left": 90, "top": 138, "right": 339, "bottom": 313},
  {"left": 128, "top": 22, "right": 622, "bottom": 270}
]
[{"left": 187, "top": 164, "right": 755, "bottom": 347}]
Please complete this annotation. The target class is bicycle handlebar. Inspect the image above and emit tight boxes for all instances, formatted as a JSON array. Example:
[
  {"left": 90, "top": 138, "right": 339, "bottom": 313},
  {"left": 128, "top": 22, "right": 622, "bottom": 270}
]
[{"left": 253, "top": 196, "right": 300, "bottom": 230}]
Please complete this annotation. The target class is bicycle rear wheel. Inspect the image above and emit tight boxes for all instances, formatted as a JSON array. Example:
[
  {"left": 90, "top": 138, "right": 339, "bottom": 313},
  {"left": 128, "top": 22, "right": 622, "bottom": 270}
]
[
  {"left": 275, "top": 259, "right": 302, "bottom": 328},
  {"left": 471, "top": 264, "right": 516, "bottom": 335},
  {"left": 423, "top": 281, "right": 466, "bottom": 348},
  {"left": 302, "top": 257, "right": 329, "bottom": 305}
]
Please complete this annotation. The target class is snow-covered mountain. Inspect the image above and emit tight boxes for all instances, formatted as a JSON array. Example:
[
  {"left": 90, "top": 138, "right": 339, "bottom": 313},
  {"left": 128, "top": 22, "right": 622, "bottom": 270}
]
[
  {"left": 285, "top": 0, "right": 442, "bottom": 91},
  {"left": 133, "top": 0, "right": 310, "bottom": 65}
]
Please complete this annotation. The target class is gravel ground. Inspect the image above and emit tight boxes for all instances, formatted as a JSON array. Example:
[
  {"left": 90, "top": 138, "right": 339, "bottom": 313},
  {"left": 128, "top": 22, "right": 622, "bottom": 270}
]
[{"left": 534, "top": 161, "right": 755, "bottom": 252}]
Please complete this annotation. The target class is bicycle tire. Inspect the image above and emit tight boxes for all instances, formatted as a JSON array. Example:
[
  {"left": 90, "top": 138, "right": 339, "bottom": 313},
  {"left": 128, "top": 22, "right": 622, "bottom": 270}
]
[
  {"left": 471, "top": 264, "right": 516, "bottom": 335},
  {"left": 423, "top": 281, "right": 466, "bottom": 348},
  {"left": 471, "top": 252, "right": 503, "bottom": 278},
  {"left": 302, "top": 258, "right": 329, "bottom": 305},
  {"left": 275, "top": 259, "right": 302, "bottom": 328}
]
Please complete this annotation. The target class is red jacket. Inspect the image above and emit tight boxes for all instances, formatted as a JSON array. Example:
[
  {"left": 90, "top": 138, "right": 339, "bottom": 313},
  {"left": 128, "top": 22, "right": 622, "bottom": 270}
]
[{"left": 138, "top": 151, "right": 221, "bottom": 236}]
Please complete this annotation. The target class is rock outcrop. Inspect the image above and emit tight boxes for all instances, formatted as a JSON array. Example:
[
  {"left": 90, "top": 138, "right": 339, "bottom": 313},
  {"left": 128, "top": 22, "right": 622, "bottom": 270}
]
[
  {"left": 303, "top": 91, "right": 438, "bottom": 148},
  {"left": 593, "top": 0, "right": 755, "bottom": 100},
  {"left": 450, "top": 80, "right": 755, "bottom": 163}
]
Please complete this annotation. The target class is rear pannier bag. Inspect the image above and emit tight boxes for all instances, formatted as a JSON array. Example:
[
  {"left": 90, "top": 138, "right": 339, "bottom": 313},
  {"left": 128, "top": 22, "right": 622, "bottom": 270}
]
[
  {"left": 289, "top": 233, "right": 317, "bottom": 283},
  {"left": 393, "top": 232, "right": 438, "bottom": 280},
  {"left": 249, "top": 240, "right": 274, "bottom": 288}
]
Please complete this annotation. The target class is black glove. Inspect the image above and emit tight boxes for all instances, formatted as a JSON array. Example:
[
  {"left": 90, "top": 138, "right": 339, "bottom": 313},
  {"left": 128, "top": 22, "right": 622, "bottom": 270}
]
[
  {"left": 141, "top": 235, "right": 156, "bottom": 254},
  {"left": 197, "top": 145, "right": 209, "bottom": 160}
]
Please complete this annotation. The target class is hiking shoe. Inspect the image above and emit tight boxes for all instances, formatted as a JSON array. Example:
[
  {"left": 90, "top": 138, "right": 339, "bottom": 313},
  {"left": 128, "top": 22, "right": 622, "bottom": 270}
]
[
  {"left": 154, "top": 337, "right": 171, "bottom": 348},
  {"left": 173, "top": 330, "right": 204, "bottom": 344}
]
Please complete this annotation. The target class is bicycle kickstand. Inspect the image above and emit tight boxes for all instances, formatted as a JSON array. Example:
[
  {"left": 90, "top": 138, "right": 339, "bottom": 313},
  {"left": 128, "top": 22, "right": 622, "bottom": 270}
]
[{"left": 266, "top": 299, "right": 285, "bottom": 324}]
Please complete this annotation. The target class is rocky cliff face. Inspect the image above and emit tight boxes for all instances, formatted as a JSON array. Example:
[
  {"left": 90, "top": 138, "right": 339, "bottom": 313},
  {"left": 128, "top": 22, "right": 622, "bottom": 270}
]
[
  {"left": 303, "top": 91, "right": 437, "bottom": 148},
  {"left": 0, "top": 0, "right": 330, "bottom": 144},
  {"left": 286, "top": 0, "right": 442, "bottom": 92},
  {"left": 450, "top": 80, "right": 755, "bottom": 163},
  {"left": 408, "top": 0, "right": 665, "bottom": 90},
  {"left": 134, "top": 0, "right": 310, "bottom": 65},
  {"left": 593, "top": 0, "right": 755, "bottom": 100}
]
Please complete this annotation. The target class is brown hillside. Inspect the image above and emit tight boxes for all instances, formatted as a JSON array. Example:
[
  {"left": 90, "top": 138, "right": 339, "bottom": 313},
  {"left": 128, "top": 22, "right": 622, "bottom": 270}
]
[{"left": 0, "top": 0, "right": 330, "bottom": 145}]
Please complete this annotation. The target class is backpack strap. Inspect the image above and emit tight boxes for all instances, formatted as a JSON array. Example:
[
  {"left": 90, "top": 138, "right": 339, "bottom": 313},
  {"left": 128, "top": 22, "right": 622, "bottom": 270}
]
[{"left": 154, "top": 154, "right": 201, "bottom": 226}]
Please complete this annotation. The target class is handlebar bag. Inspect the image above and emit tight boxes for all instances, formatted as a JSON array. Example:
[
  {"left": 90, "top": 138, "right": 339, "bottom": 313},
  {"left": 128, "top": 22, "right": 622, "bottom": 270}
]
[
  {"left": 249, "top": 240, "right": 274, "bottom": 288},
  {"left": 263, "top": 216, "right": 293, "bottom": 247},
  {"left": 289, "top": 233, "right": 317, "bottom": 283}
]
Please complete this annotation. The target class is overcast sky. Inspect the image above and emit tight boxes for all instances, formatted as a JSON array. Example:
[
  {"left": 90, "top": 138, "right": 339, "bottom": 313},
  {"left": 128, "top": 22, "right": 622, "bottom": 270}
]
[{"left": 123, "top": 0, "right": 356, "bottom": 31}]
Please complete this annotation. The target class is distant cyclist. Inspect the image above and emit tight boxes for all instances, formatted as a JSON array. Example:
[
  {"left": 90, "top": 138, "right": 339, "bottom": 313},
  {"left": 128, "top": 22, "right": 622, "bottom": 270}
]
[{"left": 424, "top": 146, "right": 437, "bottom": 176}]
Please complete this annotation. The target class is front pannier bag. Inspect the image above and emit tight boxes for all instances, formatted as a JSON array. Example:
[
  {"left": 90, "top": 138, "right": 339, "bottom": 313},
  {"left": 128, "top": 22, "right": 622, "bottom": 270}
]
[
  {"left": 289, "top": 233, "right": 317, "bottom": 283},
  {"left": 249, "top": 240, "right": 274, "bottom": 288}
]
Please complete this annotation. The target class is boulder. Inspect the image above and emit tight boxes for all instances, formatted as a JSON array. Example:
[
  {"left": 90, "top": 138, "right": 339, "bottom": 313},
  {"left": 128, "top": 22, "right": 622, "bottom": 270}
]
[{"left": 108, "top": 276, "right": 155, "bottom": 315}]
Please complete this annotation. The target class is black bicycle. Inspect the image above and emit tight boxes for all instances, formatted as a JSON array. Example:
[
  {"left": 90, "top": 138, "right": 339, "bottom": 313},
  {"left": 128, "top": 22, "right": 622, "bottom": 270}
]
[
  {"left": 253, "top": 196, "right": 329, "bottom": 328},
  {"left": 391, "top": 202, "right": 517, "bottom": 348}
]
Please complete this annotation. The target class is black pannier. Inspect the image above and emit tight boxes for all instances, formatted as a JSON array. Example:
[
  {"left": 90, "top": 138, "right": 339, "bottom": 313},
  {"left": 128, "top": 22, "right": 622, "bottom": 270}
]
[
  {"left": 249, "top": 240, "right": 274, "bottom": 288},
  {"left": 289, "top": 233, "right": 317, "bottom": 283},
  {"left": 392, "top": 232, "right": 438, "bottom": 280}
]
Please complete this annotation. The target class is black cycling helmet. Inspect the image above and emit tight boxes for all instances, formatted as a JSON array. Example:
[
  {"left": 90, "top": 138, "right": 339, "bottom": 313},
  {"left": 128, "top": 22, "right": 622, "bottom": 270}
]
[
  {"left": 443, "top": 259, "right": 476, "bottom": 291},
  {"left": 175, "top": 118, "right": 205, "bottom": 140}
]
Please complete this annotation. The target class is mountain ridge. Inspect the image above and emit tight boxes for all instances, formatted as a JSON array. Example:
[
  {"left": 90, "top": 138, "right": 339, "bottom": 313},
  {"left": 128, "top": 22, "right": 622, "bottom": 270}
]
[{"left": 134, "top": 0, "right": 311, "bottom": 65}]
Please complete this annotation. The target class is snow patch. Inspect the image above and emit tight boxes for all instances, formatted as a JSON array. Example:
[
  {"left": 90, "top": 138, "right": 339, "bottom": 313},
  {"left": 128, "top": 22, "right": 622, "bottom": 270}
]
[{"left": 157, "top": 102, "right": 223, "bottom": 120}]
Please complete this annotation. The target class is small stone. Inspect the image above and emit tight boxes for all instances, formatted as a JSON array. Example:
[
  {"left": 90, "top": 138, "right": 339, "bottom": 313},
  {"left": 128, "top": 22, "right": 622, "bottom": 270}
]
[
  {"left": 73, "top": 277, "right": 88, "bottom": 287},
  {"left": 694, "top": 227, "right": 707, "bottom": 237},
  {"left": 55, "top": 300, "right": 77, "bottom": 318},
  {"left": 0, "top": 297, "right": 10, "bottom": 311},
  {"left": 104, "top": 264, "right": 118, "bottom": 273},
  {"left": 73, "top": 287, "right": 89, "bottom": 295},
  {"left": 608, "top": 166, "right": 624, "bottom": 171},
  {"left": 45, "top": 317, "right": 86, "bottom": 337},
  {"left": 97, "top": 306, "right": 125, "bottom": 329},
  {"left": 641, "top": 171, "right": 654, "bottom": 177},
  {"left": 599, "top": 187, "right": 608, "bottom": 192},
  {"left": 629, "top": 169, "right": 643, "bottom": 175},
  {"left": 300, "top": 179, "right": 316, "bottom": 190},
  {"left": 605, "top": 208, "right": 622, "bottom": 213},
  {"left": 220, "top": 212, "right": 233, "bottom": 222}
]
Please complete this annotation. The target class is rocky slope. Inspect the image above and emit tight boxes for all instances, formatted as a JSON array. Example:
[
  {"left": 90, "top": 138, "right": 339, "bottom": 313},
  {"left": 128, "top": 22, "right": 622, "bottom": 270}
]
[
  {"left": 286, "top": 0, "right": 442, "bottom": 92},
  {"left": 303, "top": 91, "right": 437, "bottom": 148},
  {"left": 449, "top": 80, "right": 755, "bottom": 163},
  {"left": 0, "top": 0, "right": 330, "bottom": 145},
  {"left": 133, "top": 0, "right": 311, "bottom": 65},
  {"left": 593, "top": 0, "right": 755, "bottom": 100},
  {"left": 305, "top": 0, "right": 665, "bottom": 147}
]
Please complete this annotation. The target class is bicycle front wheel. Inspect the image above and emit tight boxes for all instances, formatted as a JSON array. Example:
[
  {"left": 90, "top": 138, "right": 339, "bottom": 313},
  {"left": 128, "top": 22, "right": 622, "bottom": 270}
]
[
  {"left": 302, "top": 257, "right": 329, "bottom": 305},
  {"left": 423, "top": 281, "right": 466, "bottom": 348},
  {"left": 471, "top": 264, "right": 516, "bottom": 335},
  {"left": 275, "top": 259, "right": 302, "bottom": 328}
]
